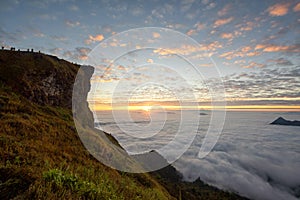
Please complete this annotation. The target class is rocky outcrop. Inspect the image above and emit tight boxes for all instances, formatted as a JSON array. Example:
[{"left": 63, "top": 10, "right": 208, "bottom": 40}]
[
  {"left": 270, "top": 117, "right": 300, "bottom": 126},
  {"left": 72, "top": 65, "right": 95, "bottom": 128},
  {"left": 0, "top": 50, "right": 79, "bottom": 108}
]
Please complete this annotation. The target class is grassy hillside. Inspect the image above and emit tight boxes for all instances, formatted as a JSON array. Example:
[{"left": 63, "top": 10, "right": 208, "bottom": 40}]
[
  {"left": 0, "top": 83, "right": 174, "bottom": 199},
  {"left": 0, "top": 50, "right": 247, "bottom": 200},
  {"left": 0, "top": 50, "right": 172, "bottom": 199}
]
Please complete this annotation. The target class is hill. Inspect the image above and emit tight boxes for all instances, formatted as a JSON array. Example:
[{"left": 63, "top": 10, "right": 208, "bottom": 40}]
[
  {"left": 270, "top": 117, "right": 300, "bottom": 126},
  {"left": 0, "top": 50, "right": 247, "bottom": 199}
]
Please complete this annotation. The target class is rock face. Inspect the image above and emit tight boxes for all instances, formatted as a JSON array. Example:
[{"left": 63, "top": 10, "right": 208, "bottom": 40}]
[
  {"left": 72, "top": 65, "right": 95, "bottom": 128},
  {"left": 0, "top": 50, "right": 79, "bottom": 108},
  {"left": 270, "top": 117, "right": 300, "bottom": 126}
]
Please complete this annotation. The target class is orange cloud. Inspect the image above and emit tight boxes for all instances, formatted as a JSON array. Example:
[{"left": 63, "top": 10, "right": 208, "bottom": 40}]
[
  {"left": 152, "top": 32, "right": 160, "bottom": 38},
  {"left": 234, "top": 60, "right": 246, "bottom": 65},
  {"left": 218, "top": 4, "right": 231, "bottom": 16},
  {"left": 117, "top": 65, "right": 126, "bottom": 70},
  {"left": 198, "top": 63, "right": 213, "bottom": 67},
  {"left": 214, "top": 17, "right": 233, "bottom": 28},
  {"left": 267, "top": 3, "right": 290, "bottom": 16},
  {"left": 241, "top": 46, "right": 251, "bottom": 52},
  {"left": 85, "top": 34, "right": 104, "bottom": 44},
  {"left": 219, "top": 51, "right": 234, "bottom": 60},
  {"left": 293, "top": 3, "right": 300, "bottom": 12},
  {"left": 240, "top": 21, "right": 255, "bottom": 31},
  {"left": 254, "top": 44, "right": 266, "bottom": 50},
  {"left": 220, "top": 33, "right": 233, "bottom": 39},
  {"left": 243, "top": 62, "right": 265, "bottom": 69},
  {"left": 89, "top": 34, "right": 104, "bottom": 41},
  {"left": 220, "top": 47, "right": 261, "bottom": 60},
  {"left": 246, "top": 51, "right": 261, "bottom": 57},
  {"left": 147, "top": 59, "right": 154, "bottom": 63},
  {"left": 194, "top": 22, "right": 206, "bottom": 31},
  {"left": 255, "top": 44, "right": 300, "bottom": 52},
  {"left": 186, "top": 29, "right": 197, "bottom": 36},
  {"left": 220, "top": 31, "right": 242, "bottom": 40},
  {"left": 153, "top": 41, "right": 223, "bottom": 56},
  {"left": 78, "top": 55, "right": 88, "bottom": 60}
]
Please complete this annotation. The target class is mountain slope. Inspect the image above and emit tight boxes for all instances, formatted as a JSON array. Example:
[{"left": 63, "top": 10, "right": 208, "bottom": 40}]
[{"left": 0, "top": 50, "right": 172, "bottom": 199}]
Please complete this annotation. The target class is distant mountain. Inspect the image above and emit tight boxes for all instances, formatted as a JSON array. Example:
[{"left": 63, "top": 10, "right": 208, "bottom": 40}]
[
  {"left": 0, "top": 50, "right": 247, "bottom": 199},
  {"left": 270, "top": 117, "right": 300, "bottom": 126}
]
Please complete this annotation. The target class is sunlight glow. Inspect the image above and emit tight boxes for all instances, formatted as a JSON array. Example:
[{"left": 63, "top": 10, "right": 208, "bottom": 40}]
[{"left": 88, "top": 103, "right": 300, "bottom": 112}]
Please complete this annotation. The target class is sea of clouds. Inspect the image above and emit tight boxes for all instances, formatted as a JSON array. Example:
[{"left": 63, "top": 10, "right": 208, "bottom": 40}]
[{"left": 96, "top": 111, "right": 300, "bottom": 200}]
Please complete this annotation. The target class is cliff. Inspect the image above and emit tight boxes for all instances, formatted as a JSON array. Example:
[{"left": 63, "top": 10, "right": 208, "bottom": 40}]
[{"left": 0, "top": 50, "right": 78, "bottom": 108}]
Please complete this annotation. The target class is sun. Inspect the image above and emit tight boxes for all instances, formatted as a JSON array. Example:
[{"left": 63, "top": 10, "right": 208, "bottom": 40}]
[{"left": 141, "top": 106, "right": 151, "bottom": 112}]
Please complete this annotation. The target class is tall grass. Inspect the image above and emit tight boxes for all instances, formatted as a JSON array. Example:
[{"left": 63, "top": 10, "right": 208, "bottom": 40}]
[{"left": 0, "top": 84, "right": 171, "bottom": 199}]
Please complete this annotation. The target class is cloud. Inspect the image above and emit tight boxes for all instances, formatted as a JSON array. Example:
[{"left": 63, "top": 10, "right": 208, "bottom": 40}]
[
  {"left": 220, "top": 31, "right": 242, "bottom": 41},
  {"left": 0, "top": 27, "right": 24, "bottom": 43},
  {"left": 153, "top": 41, "right": 223, "bottom": 57},
  {"left": 117, "top": 65, "right": 126, "bottom": 70},
  {"left": 85, "top": 34, "right": 104, "bottom": 44},
  {"left": 219, "top": 46, "right": 261, "bottom": 60},
  {"left": 294, "top": 3, "right": 300, "bottom": 12},
  {"left": 164, "top": 66, "right": 300, "bottom": 102},
  {"left": 220, "top": 33, "right": 233, "bottom": 39},
  {"left": 147, "top": 59, "right": 154, "bottom": 63},
  {"left": 49, "top": 47, "right": 62, "bottom": 55},
  {"left": 214, "top": 17, "right": 234, "bottom": 28},
  {"left": 243, "top": 61, "right": 266, "bottom": 69},
  {"left": 175, "top": 145, "right": 300, "bottom": 200},
  {"left": 40, "top": 14, "right": 57, "bottom": 21},
  {"left": 268, "top": 58, "right": 293, "bottom": 66},
  {"left": 194, "top": 22, "right": 206, "bottom": 31},
  {"left": 239, "top": 21, "right": 255, "bottom": 32},
  {"left": 33, "top": 30, "right": 45, "bottom": 38},
  {"left": 63, "top": 47, "right": 91, "bottom": 62},
  {"left": 267, "top": 3, "right": 290, "bottom": 16},
  {"left": 241, "top": 46, "right": 251, "bottom": 52},
  {"left": 201, "top": 0, "right": 209, "bottom": 5},
  {"left": 130, "top": 6, "right": 144, "bottom": 16},
  {"left": 69, "top": 5, "right": 79, "bottom": 11},
  {"left": 198, "top": 63, "right": 213, "bottom": 67},
  {"left": 152, "top": 32, "right": 160, "bottom": 38},
  {"left": 65, "top": 20, "right": 80, "bottom": 27},
  {"left": 220, "top": 66, "right": 300, "bottom": 99},
  {"left": 218, "top": 4, "right": 231, "bottom": 16},
  {"left": 186, "top": 23, "right": 206, "bottom": 36},
  {"left": 186, "top": 29, "right": 197, "bottom": 36},
  {"left": 166, "top": 23, "right": 186, "bottom": 30},
  {"left": 51, "top": 35, "right": 67, "bottom": 42},
  {"left": 219, "top": 30, "right": 242, "bottom": 41},
  {"left": 255, "top": 44, "right": 300, "bottom": 53}
]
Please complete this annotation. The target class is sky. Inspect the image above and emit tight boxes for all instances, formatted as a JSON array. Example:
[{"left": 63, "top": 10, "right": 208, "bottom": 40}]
[{"left": 0, "top": 0, "right": 299, "bottom": 111}]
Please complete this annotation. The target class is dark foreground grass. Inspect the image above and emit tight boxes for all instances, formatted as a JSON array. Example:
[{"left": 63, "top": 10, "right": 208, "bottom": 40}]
[{"left": 0, "top": 83, "right": 171, "bottom": 200}]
